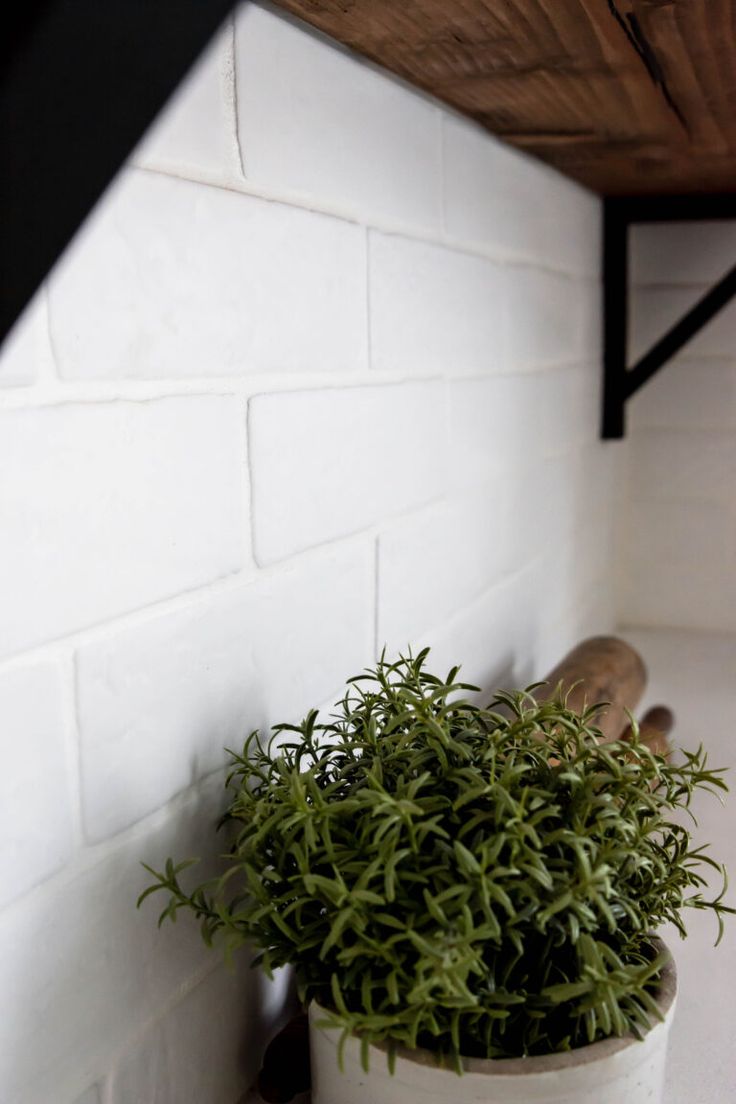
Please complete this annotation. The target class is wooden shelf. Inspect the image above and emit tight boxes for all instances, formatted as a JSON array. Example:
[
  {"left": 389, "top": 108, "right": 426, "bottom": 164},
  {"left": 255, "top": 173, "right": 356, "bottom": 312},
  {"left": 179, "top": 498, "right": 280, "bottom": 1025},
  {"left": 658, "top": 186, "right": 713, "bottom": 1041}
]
[{"left": 272, "top": 0, "right": 736, "bottom": 197}]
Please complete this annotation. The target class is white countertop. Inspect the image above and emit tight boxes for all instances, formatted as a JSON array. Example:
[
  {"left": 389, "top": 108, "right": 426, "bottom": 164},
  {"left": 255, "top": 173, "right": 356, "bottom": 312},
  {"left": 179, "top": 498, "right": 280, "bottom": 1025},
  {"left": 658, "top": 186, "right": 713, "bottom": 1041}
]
[{"left": 620, "top": 627, "right": 736, "bottom": 1104}]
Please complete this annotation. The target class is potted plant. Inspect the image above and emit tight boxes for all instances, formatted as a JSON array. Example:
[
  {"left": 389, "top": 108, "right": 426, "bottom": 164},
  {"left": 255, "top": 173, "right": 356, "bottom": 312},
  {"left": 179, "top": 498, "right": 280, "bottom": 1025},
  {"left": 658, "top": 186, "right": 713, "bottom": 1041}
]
[{"left": 140, "top": 650, "right": 733, "bottom": 1104}]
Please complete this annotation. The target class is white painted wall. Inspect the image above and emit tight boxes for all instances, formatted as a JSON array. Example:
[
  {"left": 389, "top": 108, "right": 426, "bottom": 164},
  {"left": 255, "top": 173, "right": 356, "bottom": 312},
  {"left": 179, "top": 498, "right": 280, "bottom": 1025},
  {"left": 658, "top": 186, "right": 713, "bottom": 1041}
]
[
  {"left": 0, "top": 5, "right": 615, "bottom": 1102},
  {"left": 621, "top": 221, "right": 736, "bottom": 631}
]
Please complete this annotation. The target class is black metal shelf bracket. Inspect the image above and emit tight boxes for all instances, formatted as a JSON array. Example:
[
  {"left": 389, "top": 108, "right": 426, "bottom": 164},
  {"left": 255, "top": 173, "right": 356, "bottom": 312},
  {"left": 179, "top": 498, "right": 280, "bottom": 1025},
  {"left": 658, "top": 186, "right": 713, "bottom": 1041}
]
[{"left": 601, "top": 194, "right": 736, "bottom": 439}]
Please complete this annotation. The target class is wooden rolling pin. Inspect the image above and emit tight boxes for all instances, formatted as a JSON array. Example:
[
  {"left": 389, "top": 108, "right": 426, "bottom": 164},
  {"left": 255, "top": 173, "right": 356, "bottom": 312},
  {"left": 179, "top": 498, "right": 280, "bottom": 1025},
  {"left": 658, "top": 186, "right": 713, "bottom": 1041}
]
[
  {"left": 535, "top": 635, "right": 647, "bottom": 743},
  {"left": 621, "top": 704, "right": 674, "bottom": 759},
  {"left": 536, "top": 636, "right": 673, "bottom": 757}
]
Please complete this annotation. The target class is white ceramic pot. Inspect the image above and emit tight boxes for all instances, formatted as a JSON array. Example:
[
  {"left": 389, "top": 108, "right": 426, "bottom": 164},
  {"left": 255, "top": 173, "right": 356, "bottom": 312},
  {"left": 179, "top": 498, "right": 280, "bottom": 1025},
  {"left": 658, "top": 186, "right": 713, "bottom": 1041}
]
[{"left": 309, "top": 953, "right": 677, "bottom": 1104}]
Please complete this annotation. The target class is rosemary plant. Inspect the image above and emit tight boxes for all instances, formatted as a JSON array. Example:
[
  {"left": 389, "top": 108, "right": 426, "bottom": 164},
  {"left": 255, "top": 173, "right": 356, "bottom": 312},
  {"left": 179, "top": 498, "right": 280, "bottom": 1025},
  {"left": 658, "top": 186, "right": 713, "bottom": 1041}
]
[{"left": 140, "top": 650, "right": 733, "bottom": 1066}]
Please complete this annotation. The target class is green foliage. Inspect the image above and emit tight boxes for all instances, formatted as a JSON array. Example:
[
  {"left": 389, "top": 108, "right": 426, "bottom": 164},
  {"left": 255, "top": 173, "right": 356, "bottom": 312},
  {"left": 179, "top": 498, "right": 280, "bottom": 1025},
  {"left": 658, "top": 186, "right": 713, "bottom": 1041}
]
[{"left": 139, "top": 649, "right": 733, "bottom": 1065}]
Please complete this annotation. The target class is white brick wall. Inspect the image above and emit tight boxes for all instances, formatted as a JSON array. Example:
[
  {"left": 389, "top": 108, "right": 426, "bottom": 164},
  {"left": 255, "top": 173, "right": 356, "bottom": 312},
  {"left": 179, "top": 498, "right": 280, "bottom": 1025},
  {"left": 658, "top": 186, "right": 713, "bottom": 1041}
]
[
  {"left": 377, "top": 485, "right": 513, "bottom": 650},
  {"left": 49, "top": 170, "right": 367, "bottom": 379},
  {"left": 441, "top": 114, "right": 600, "bottom": 276},
  {"left": 76, "top": 543, "right": 373, "bottom": 841},
  {"left": 629, "top": 284, "right": 736, "bottom": 363},
  {"left": 72, "top": 1088, "right": 101, "bottom": 1104},
  {"left": 505, "top": 268, "right": 583, "bottom": 371},
  {"left": 108, "top": 963, "right": 260, "bottom": 1104},
  {"left": 0, "top": 396, "right": 245, "bottom": 658},
  {"left": 133, "top": 23, "right": 240, "bottom": 183},
  {"left": 621, "top": 222, "right": 736, "bottom": 632},
  {"left": 0, "top": 777, "right": 226, "bottom": 1104},
  {"left": 369, "top": 233, "right": 506, "bottom": 375},
  {"left": 0, "top": 661, "right": 73, "bottom": 908},
  {"left": 0, "top": 4, "right": 615, "bottom": 1102},
  {"left": 631, "top": 221, "right": 736, "bottom": 285},
  {"left": 234, "top": 5, "right": 443, "bottom": 231},
  {"left": 0, "top": 292, "right": 54, "bottom": 389},
  {"left": 248, "top": 383, "right": 448, "bottom": 563}
]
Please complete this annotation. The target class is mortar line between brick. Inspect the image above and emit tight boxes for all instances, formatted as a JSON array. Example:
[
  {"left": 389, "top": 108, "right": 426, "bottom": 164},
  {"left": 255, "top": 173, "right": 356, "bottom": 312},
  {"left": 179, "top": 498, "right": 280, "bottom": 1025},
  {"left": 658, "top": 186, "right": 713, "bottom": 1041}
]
[
  {"left": 41, "top": 284, "right": 62, "bottom": 382},
  {"left": 373, "top": 534, "right": 380, "bottom": 661},
  {"left": 128, "top": 165, "right": 596, "bottom": 283},
  {"left": 0, "top": 359, "right": 597, "bottom": 411},
  {"left": 104, "top": 956, "right": 223, "bottom": 1093},
  {"left": 0, "top": 771, "right": 221, "bottom": 920},
  {"left": 0, "top": 526, "right": 388, "bottom": 673},
  {"left": 365, "top": 227, "right": 373, "bottom": 372},
  {"left": 61, "top": 649, "right": 85, "bottom": 851},
  {"left": 243, "top": 394, "right": 258, "bottom": 566},
  {"left": 224, "top": 13, "right": 246, "bottom": 180}
]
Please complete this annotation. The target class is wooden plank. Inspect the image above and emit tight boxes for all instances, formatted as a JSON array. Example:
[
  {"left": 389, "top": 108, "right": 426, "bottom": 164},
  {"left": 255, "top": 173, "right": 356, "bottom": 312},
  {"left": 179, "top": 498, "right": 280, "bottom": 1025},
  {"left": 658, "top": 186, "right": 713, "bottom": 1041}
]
[
  {"left": 271, "top": 0, "right": 736, "bottom": 196},
  {"left": 633, "top": 0, "right": 736, "bottom": 154}
]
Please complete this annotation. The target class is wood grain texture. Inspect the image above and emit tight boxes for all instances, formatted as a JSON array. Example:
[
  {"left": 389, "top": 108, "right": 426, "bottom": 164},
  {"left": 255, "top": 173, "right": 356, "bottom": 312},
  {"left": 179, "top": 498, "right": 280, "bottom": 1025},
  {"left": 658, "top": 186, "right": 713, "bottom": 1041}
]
[
  {"left": 271, "top": 0, "right": 736, "bottom": 195},
  {"left": 621, "top": 704, "right": 674, "bottom": 759},
  {"left": 536, "top": 635, "right": 647, "bottom": 741}
]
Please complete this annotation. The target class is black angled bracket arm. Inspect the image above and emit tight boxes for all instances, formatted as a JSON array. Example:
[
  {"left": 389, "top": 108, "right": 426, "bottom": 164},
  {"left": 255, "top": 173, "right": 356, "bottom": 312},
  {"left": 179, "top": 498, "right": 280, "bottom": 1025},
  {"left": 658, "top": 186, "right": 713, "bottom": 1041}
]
[{"left": 601, "top": 194, "right": 736, "bottom": 439}]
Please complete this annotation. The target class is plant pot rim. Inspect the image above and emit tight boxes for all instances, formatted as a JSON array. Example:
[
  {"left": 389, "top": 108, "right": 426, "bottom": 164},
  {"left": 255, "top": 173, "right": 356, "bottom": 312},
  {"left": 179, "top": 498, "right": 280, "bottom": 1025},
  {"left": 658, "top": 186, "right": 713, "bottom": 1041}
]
[{"left": 311, "top": 936, "right": 677, "bottom": 1077}]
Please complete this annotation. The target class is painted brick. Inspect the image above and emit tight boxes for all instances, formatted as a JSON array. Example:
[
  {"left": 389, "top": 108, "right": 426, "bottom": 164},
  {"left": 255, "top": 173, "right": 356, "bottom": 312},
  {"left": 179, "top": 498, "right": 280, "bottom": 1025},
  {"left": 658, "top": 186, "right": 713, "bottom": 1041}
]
[
  {"left": 506, "top": 267, "right": 581, "bottom": 370},
  {"left": 0, "top": 290, "right": 53, "bottom": 388},
  {"left": 449, "top": 377, "right": 510, "bottom": 484},
  {"left": 0, "top": 397, "right": 244, "bottom": 658},
  {"left": 249, "top": 383, "right": 447, "bottom": 563},
  {"left": 0, "top": 661, "right": 73, "bottom": 908},
  {"left": 442, "top": 114, "right": 600, "bottom": 276},
  {"left": 528, "top": 539, "right": 581, "bottom": 653},
  {"left": 632, "top": 222, "right": 736, "bottom": 286},
  {"left": 417, "top": 568, "right": 538, "bottom": 695},
  {"left": 510, "top": 451, "right": 582, "bottom": 569},
  {"left": 369, "top": 232, "right": 506, "bottom": 375},
  {"left": 448, "top": 368, "right": 593, "bottom": 487},
  {"left": 629, "top": 360, "right": 736, "bottom": 431},
  {"left": 73, "top": 1088, "right": 101, "bottom": 1104},
  {"left": 574, "top": 447, "right": 612, "bottom": 536},
  {"left": 546, "top": 183, "right": 600, "bottom": 280},
  {"left": 622, "top": 492, "right": 736, "bottom": 631},
  {"left": 629, "top": 285, "right": 736, "bottom": 363},
  {"left": 621, "top": 629, "right": 736, "bottom": 758},
  {"left": 577, "top": 278, "right": 603, "bottom": 365},
  {"left": 132, "top": 21, "right": 237, "bottom": 181},
  {"left": 377, "top": 486, "right": 512, "bottom": 650},
  {"left": 555, "top": 363, "right": 603, "bottom": 450},
  {"left": 629, "top": 430, "right": 736, "bottom": 504},
  {"left": 532, "top": 578, "right": 614, "bottom": 681},
  {"left": 552, "top": 532, "right": 608, "bottom": 626},
  {"left": 48, "top": 169, "right": 366, "bottom": 379},
  {"left": 537, "top": 516, "right": 616, "bottom": 668},
  {"left": 76, "top": 543, "right": 373, "bottom": 841},
  {"left": 620, "top": 556, "right": 736, "bottom": 633},
  {"left": 109, "top": 964, "right": 259, "bottom": 1104},
  {"left": 624, "top": 497, "right": 734, "bottom": 575},
  {"left": 449, "top": 374, "right": 547, "bottom": 486},
  {"left": 235, "top": 4, "right": 442, "bottom": 230},
  {"left": 0, "top": 776, "right": 227, "bottom": 1104}
]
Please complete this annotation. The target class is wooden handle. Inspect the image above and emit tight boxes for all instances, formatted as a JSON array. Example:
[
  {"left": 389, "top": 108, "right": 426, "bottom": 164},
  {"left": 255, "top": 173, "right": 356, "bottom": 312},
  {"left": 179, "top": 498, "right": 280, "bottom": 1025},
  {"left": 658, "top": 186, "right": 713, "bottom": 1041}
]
[
  {"left": 536, "top": 636, "right": 647, "bottom": 742},
  {"left": 621, "top": 705, "right": 674, "bottom": 759}
]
